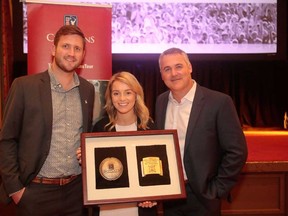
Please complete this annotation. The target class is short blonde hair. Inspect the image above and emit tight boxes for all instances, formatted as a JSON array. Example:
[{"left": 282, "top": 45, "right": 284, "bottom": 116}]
[{"left": 104, "top": 71, "right": 151, "bottom": 131}]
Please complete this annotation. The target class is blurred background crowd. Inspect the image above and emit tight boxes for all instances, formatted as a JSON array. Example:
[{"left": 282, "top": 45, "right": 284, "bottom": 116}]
[{"left": 111, "top": 3, "right": 277, "bottom": 45}]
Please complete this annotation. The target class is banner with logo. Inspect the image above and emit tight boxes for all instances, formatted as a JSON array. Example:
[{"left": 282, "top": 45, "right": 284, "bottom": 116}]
[
  {"left": 26, "top": 1, "right": 112, "bottom": 124},
  {"left": 26, "top": 1, "right": 112, "bottom": 80}
]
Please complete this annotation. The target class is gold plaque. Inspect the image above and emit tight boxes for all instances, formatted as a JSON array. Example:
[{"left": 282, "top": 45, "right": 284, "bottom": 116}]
[
  {"left": 141, "top": 157, "right": 163, "bottom": 177},
  {"left": 99, "top": 157, "right": 123, "bottom": 181}
]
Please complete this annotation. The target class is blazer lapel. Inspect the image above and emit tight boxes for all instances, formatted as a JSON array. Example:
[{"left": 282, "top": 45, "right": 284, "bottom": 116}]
[
  {"left": 159, "top": 91, "right": 169, "bottom": 129},
  {"left": 39, "top": 72, "right": 53, "bottom": 132},
  {"left": 79, "top": 80, "right": 89, "bottom": 132},
  {"left": 184, "top": 85, "right": 205, "bottom": 151}
]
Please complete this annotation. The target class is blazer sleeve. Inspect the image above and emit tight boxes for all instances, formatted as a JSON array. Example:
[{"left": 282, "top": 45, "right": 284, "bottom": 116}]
[
  {"left": 0, "top": 78, "right": 27, "bottom": 199},
  {"left": 211, "top": 95, "right": 248, "bottom": 199}
]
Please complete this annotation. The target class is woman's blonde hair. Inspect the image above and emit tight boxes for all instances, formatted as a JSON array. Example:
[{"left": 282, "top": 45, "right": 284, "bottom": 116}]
[{"left": 104, "top": 71, "right": 151, "bottom": 131}]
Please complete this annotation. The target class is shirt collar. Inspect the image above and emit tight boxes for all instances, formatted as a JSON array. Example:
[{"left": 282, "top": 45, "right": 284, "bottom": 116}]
[{"left": 48, "top": 63, "right": 80, "bottom": 90}]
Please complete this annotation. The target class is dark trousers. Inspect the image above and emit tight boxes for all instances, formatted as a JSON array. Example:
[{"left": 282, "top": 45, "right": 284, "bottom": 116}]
[
  {"left": 163, "top": 184, "right": 221, "bottom": 216},
  {"left": 16, "top": 175, "right": 87, "bottom": 216},
  {"left": 89, "top": 205, "right": 157, "bottom": 216},
  {"left": 139, "top": 206, "right": 157, "bottom": 216}
]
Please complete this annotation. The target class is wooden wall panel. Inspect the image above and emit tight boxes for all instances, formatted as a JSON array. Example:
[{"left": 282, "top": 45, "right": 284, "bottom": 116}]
[{"left": 222, "top": 173, "right": 285, "bottom": 215}]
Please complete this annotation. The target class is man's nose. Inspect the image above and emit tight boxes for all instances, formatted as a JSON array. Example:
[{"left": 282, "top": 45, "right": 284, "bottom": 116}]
[
  {"left": 68, "top": 47, "right": 76, "bottom": 56},
  {"left": 171, "top": 68, "right": 178, "bottom": 76}
]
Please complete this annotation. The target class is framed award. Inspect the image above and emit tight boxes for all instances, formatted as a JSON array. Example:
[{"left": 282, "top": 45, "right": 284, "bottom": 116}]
[{"left": 81, "top": 129, "right": 186, "bottom": 205}]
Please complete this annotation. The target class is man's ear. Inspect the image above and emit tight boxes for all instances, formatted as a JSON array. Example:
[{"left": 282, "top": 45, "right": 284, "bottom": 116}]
[
  {"left": 51, "top": 45, "right": 56, "bottom": 57},
  {"left": 189, "top": 63, "right": 193, "bottom": 74}
]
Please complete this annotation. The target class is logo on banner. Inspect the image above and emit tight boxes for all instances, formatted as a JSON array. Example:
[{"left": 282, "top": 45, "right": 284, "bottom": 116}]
[{"left": 64, "top": 15, "right": 78, "bottom": 26}]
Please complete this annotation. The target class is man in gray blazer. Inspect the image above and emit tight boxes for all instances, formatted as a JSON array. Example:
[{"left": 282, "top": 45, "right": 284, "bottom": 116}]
[
  {"left": 0, "top": 25, "right": 94, "bottom": 216},
  {"left": 155, "top": 48, "right": 247, "bottom": 216}
]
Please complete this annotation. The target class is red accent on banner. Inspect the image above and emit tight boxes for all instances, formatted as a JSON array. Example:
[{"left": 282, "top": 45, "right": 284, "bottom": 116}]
[{"left": 27, "top": 3, "right": 112, "bottom": 80}]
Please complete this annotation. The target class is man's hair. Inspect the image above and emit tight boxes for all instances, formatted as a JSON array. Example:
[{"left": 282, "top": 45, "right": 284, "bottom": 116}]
[
  {"left": 158, "top": 47, "right": 191, "bottom": 69},
  {"left": 53, "top": 25, "right": 86, "bottom": 49}
]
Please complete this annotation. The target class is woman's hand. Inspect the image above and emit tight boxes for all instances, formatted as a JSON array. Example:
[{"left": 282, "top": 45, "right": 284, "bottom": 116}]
[
  {"left": 138, "top": 201, "right": 157, "bottom": 208},
  {"left": 76, "top": 147, "right": 82, "bottom": 164}
]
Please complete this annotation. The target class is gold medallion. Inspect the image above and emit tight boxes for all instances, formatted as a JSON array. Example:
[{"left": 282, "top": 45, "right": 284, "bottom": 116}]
[
  {"left": 99, "top": 157, "right": 123, "bottom": 181},
  {"left": 141, "top": 157, "right": 163, "bottom": 177}
]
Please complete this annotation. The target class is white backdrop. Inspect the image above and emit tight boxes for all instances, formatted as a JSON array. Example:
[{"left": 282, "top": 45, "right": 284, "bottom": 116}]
[{"left": 22, "top": 0, "right": 278, "bottom": 54}]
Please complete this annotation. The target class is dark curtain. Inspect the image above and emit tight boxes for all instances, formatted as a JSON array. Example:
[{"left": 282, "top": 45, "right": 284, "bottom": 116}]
[
  {"left": 112, "top": 59, "right": 288, "bottom": 129},
  {"left": 0, "top": 0, "right": 14, "bottom": 126}
]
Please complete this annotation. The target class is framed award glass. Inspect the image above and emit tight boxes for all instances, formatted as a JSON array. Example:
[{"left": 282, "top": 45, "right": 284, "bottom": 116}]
[{"left": 81, "top": 129, "right": 186, "bottom": 205}]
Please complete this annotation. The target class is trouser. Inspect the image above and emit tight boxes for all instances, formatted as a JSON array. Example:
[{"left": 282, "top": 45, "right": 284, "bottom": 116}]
[
  {"left": 16, "top": 175, "right": 87, "bottom": 216},
  {"left": 87, "top": 204, "right": 157, "bottom": 216},
  {"left": 163, "top": 183, "right": 221, "bottom": 216}
]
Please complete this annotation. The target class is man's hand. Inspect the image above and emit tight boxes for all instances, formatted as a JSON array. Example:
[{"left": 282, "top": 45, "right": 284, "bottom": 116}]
[{"left": 11, "top": 187, "right": 26, "bottom": 204}]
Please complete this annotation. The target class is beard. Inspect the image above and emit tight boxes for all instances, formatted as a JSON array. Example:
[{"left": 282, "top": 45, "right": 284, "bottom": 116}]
[{"left": 54, "top": 55, "right": 82, "bottom": 73}]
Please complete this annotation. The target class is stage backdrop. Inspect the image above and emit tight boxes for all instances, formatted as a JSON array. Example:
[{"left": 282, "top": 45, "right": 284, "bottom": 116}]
[{"left": 26, "top": 1, "right": 112, "bottom": 80}]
